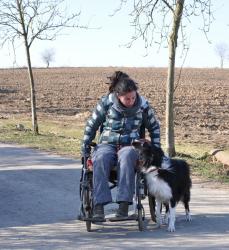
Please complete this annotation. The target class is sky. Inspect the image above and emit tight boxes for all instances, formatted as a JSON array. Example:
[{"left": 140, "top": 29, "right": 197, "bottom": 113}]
[{"left": 0, "top": 0, "right": 229, "bottom": 68}]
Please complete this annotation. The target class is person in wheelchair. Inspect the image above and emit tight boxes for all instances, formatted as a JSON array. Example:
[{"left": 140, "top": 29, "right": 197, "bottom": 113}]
[{"left": 81, "top": 71, "right": 162, "bottom": 222}]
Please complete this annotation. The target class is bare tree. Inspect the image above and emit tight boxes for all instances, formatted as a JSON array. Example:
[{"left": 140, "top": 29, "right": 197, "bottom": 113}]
[
  {"left": 0, "top": 0, "right": 86, "bottom": 135},
  {"left": 41, "top": 48, "right": 55, "bottom": 68},
  {"left": 115, "top": 0, "right": 213, "bottom": 156},
  {"left": 215, "top": 43, "right": 228, "bottom": 69}
]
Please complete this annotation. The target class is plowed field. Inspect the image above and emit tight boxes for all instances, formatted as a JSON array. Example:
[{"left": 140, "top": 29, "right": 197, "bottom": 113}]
[{"left": 0, "top": 67, "right": 228, "bottom": 148}]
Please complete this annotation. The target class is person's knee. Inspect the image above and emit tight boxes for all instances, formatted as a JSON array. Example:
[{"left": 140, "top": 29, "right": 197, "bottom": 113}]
[
  {"left": 93, "top": 152, "right": 117, "bottom": 172},
  {"left": 118, "top": 146, "right": 138, "bottom": 161},
  {"left": 93, "top": 152, "right": 106, "bottom": 163}
]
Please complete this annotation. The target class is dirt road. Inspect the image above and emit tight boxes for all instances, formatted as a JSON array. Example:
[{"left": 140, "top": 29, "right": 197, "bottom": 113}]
[{"left": 0, "top": 143, "right": 229, "bottom": 250}]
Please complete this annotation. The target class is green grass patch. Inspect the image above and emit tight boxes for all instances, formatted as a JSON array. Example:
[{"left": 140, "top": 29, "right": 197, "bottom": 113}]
[
  {"left": 1, "top": 117, "right": 228, "bottom": 183},
  {"left": 0, "top": 117, "right": 84, "bottom": 158},
  {"left": 176, "top": 143, "right": 229, "bottom": 183}
]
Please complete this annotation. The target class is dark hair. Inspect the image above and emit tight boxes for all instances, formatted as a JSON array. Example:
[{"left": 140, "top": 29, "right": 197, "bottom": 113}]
[{"left": 106, "top": 71, "right": 138, "bottom": 95}]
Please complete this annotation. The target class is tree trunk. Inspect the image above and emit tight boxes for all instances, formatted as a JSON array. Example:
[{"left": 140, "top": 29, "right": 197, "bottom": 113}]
[
  {"left": 165, "top": 41, "right": 176, "bottom": 157},
  {"left": 165, "top": 0, "right": 184, "bottom": 157},
  {"left": 24, "top": 40, "right": 39, "bottom": 135},
  {"left": 17, "top": 0, "right": 39, "bottom": 135}
]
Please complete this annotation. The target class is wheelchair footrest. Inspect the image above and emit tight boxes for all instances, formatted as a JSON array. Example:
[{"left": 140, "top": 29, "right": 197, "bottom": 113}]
[
  {"left": 84, "top": 217, "right": 106, "bottom": 223},
  {"left": 109, "top": 213, "right": 137, "bottom": 222}
]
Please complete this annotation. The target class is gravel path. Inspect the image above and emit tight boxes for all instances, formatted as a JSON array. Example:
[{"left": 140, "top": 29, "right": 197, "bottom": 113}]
[{"left": 0, "top": 143, "right": 229, "bottom": 250}]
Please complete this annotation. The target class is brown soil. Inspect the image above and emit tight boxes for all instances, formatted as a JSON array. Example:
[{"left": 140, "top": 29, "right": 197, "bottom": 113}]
[{"left": 0, "top": 67, "right": 228, "bottom": 148}]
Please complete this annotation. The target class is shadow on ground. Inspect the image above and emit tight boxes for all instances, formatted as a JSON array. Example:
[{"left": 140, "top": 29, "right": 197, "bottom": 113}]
[{"left": 0, "top": 168, "right": 82, "bottom": 228}]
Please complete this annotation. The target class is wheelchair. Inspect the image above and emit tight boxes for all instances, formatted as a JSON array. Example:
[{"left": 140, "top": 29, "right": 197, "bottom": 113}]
[{"left": 78, "top": 142, "right": 156, "bottom": 232}]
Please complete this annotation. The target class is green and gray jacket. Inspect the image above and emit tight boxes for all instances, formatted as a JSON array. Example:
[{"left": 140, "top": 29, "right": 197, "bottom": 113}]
[{"left": 81, "top": 93, "right": 160, "bottom": 155}]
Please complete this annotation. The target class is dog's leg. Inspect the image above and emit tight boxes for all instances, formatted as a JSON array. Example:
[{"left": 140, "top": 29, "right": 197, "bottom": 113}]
[
  {"left": 183, "top": 190, "right": 192, "bottom": 221},
  {"left": 148, "top": 195, "right": 156, "bottom": 222},
  {"left": 184, "top": 201, "right": 191, "bottom": 222},
  {"left": 185, "top": 208, "right": 191, "bottom": 221},
  {"left": 156, "top": 199, "right": 162, "bottom": 228},
  {"left": 167, "top": 200, "right": 176, "bottom": 232},
  {"left": 163, "top": 203, "right": 169, "bottom": 225}
]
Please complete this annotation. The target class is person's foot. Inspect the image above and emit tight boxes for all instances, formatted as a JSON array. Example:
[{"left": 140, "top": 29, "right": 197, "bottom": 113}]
[
  {"left": 109, "top": 201, "right": 129, "bottom": 221},
  {"left": 91, "top": 204, "right": 105, "bottom": 222},
  {"left": 115, "top": 201, "right": 129, "bottom": 219}
]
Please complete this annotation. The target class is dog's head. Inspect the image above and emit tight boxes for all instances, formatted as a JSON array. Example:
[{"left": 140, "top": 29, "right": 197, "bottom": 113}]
[{"left": 132, "top": 139, "right": 164, "bottom": 171}]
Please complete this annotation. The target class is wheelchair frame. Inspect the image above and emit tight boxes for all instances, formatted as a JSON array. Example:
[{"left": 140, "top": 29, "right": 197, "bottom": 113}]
[{"left": 78, "top": 143, "right": 155, "bottom": 232}]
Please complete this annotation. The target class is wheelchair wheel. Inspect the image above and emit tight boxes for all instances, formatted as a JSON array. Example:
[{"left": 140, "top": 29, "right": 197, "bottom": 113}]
[
  {"left": 136, "top": 173, "right": 145, "bottom": 231},
  {"left": 137, "top": 197, "right": 145, "bottom": 231},
  {"left": 148, "top": 194, "right": 156, "bottom": 222},
  {"left": 82, "top": 188, "right": 92, "bottom": 232},
  {"left": 80, "top": 171, "right": 93, "bottom": 232}
]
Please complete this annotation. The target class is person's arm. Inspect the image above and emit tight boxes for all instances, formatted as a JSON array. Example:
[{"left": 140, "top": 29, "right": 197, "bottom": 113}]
[
  {"left": 142, "top": 104, "right": 161, "bottom": 148},
  {"left": 81, "top": 96, "right": 107, "bottom": 156}
]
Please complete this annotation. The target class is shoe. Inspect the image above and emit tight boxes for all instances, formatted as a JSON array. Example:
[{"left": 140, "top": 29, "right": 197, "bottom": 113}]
[
  {"left": 108, "top": 202, "right": 130, "bottom": 222},
  {"left": 92, "top": 204, "right": 105, "bottom": 222},
  {"left": 115, "top": 201, "right": 129, "bottom": 218}
]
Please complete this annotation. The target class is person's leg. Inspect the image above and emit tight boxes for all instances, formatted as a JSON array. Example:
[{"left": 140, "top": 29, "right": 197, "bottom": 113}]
[
  {"left": 92, "top": 144, "right": 117, "bottom": 206},
  {"left": 116, "top": 146, "right": 138, "bottom": 205}
]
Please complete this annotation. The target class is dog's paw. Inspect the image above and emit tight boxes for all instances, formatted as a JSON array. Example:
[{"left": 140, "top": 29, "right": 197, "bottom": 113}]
[
  {"left": 156, "top": 222, "right": 162, "bottom": 228},
  {"left": 167, "top": 224, "right": 175, "bottom": 232},
  {"left": 186, "top": 213, "right": 192, "bottom": 222}
]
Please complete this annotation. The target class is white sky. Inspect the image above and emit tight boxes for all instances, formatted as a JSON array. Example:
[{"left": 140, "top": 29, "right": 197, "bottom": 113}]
[{"left": 0, "top": 0, "right": 229, "bottom": 68}]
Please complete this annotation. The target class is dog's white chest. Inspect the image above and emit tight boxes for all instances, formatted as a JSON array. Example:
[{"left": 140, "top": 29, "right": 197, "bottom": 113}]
[{"left": 146, "top": 173, "right": 172, "bottom": 202}]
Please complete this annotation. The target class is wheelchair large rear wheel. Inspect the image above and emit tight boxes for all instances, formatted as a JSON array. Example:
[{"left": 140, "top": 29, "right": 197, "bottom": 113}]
[
  {"left": 82, "top": 188, "right": 93, "bottom": 232},
  {"left": 137, "top": 194, "right": 145, "bottom": 231},
  {"left": 137, "top": 207, "right": 144, "bottom": 231}
]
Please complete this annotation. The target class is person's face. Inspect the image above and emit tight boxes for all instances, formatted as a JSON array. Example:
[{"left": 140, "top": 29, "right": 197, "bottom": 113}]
[{"left": 118, "top": 90, "right": 137, "bottom": 108}]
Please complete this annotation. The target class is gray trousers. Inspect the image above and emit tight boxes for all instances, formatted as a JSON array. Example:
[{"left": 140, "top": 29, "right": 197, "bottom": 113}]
[{"left": 92, "top": 144, "right": 138, "bottom": 206}]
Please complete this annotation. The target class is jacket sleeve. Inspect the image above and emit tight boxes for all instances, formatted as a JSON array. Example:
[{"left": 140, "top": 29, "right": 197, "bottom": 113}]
[
  {"left": 142, "top": 104, "right": 161, "bottom": 148},
  {"left": 81, "top": 96, "right": 107, "bottom": 156}
]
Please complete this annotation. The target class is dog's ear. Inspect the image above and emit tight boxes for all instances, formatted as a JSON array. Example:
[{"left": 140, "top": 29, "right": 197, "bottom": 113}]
[
  {"left": 150, "top": 146, "right": 164, "bottom": 166},
  {"left": 151, "top": 145, "right": 164, "bottom": 155},
  {"left": 143, "top": 141, "right": 149, "bottom": 147}
]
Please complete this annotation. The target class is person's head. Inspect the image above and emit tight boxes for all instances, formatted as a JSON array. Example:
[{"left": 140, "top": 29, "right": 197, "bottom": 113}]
[{"left": 107, "top": 71, "right": 138, "bottom": 108}]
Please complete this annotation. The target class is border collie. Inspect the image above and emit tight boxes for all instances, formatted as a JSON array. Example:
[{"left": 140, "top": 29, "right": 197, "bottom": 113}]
[{"left": 132, "top": 140, "right": 192, "bottom": 232}]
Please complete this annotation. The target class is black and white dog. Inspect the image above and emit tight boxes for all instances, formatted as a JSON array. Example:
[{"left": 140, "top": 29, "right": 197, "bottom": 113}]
[{"left": 133, "top": 140, "right": 192, "bottom": 232}]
